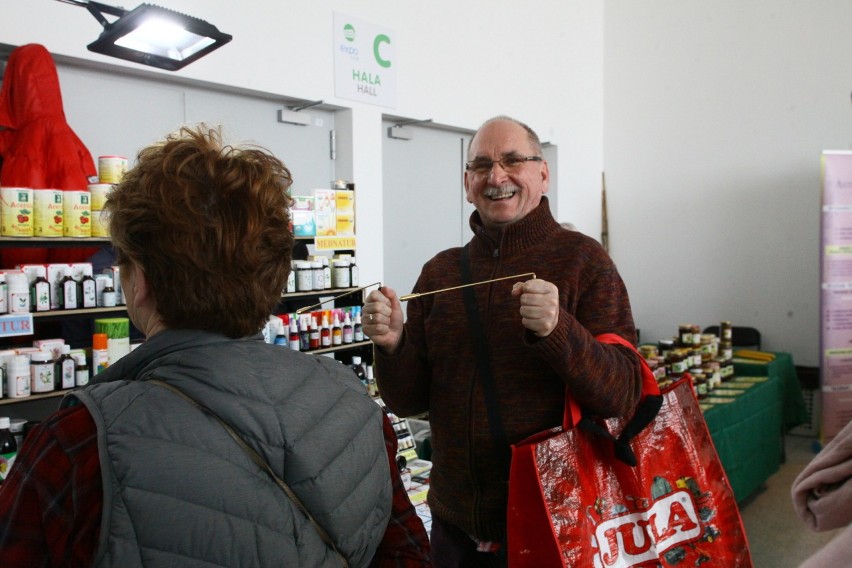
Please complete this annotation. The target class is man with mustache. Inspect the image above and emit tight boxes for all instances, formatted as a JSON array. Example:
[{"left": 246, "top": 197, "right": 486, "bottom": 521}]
[{"left": 362, "top": 116, "right": 644, "bottom": 566}]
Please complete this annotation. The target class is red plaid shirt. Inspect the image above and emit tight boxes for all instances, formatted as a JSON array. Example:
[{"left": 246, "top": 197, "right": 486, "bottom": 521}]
[{"left": 0, "top": 404, "right": 430, "bottom": 567}]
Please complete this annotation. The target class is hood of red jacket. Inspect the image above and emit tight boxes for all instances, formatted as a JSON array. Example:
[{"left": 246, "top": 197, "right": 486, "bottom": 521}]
[
  {"left": 0, "top": 43, "right": 97, "bottom": 190},
  {"left": 0, "top": 43, "right": 67, "bottom": 130}
]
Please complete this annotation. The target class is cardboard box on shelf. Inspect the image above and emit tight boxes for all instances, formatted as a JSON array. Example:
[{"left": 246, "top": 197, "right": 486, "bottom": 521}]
[
  {"left": 314, "top": 189, "right": 337, "bottom": 213},
  {"left": 335, "top": 190, "right": 354, "bottom": 214},
  {"left": 291, "top": 196, "right": 316, "bottom": 237},
  {"left": 336, "top": 212, "right": 355, "bottom": 236},
  {"left": 47, "top": 264, "right": 72, "bottom": 310},
  {"left": 315, "top": 211, "right": 336, "bottom": 236}
]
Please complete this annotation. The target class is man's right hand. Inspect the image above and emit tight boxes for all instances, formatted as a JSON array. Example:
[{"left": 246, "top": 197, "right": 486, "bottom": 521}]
[{"left": 362, "top": 287, "right": 404, "bottom": 355}]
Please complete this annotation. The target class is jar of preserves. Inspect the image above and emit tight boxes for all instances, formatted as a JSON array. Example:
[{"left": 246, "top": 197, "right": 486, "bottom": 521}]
[
  {"left": 700, "top": 334, "right": 716, "bottom": 361},
  {"left": 720, "top": 320, "right": 733, "bottom": 341},
  {"left": 719, "top": 339, "right": 733, "bottom": 361},
  {"left": 702, "top": 362, "right": 720, "bottom": 392},
  {"left": 688, "top": 349, "right": 702, "bottom": 368},
  {"left": 658, "top": 338, "right": 676, "bottom": 359},
  {"left": 693, "top": 373, "right": 709, "bottom": 399},
  {"left": 678, "top": 325, "right": 693, "bottom": 348},
  {"left": 668, "top": 349, "right": 688, "bottom": 379},
  {"left": 691, "top": 324, "right": 702, "bottom": 347},
  {"left": 639, "top": 344, "right": 659, "bottom": 360}
]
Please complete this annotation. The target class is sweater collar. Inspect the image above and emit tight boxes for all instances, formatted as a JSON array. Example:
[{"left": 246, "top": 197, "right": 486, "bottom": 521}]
[{"left": 468, "top": 196, "right": 560, "bottom": 257}]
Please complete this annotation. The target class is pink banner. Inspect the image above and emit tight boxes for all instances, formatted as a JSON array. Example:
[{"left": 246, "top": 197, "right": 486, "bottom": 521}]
[{"left": 821, "top": 152, "right": 852, "bottom": 439}]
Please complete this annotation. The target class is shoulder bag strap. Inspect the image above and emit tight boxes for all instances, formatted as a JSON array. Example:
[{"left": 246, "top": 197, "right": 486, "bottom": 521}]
[
  {"left": 460, "top": 244, "right": 509, "bottom": 458},
  {"left": 573, "top": 334, "right": 664, "bottom": 467},
  {"left": 148, "top": 379, "right": 349, "bottom": 568}
]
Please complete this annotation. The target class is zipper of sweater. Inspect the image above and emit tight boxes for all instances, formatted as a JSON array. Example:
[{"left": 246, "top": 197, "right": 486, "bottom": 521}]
[{"left": 492, "top": 248, "right": 498, "bottom": 258}]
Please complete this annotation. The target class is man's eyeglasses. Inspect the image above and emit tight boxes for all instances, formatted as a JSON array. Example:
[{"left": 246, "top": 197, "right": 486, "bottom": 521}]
[{"left": 465, "top": 154, "right": 543, "bottom": 174}]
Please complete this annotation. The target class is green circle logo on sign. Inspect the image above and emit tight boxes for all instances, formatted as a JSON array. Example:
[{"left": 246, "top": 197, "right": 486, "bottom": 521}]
[{"left": 343, "top": 24, "right": 356, "bottom": 42}]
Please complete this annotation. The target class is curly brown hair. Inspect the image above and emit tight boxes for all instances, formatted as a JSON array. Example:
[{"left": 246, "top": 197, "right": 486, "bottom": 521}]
[{"left": 106, "top": 125, "right": 294, "bottom": 338}]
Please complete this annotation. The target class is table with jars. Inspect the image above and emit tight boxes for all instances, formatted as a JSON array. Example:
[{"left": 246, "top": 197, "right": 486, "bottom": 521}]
[{"left": 640, "top": 323, "right": 807, "bottom": 502}]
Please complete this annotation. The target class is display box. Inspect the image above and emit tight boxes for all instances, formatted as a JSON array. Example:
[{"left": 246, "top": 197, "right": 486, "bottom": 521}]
[
  {"left": 335, "top": 189, "right": 354, "bottom": 214},
  {"left": 314, "top": 189, "right": 337, "bottom": 236},
  {"left": 18, "top": 264, "right": 47, "bottom": 285},
  {"left": 33, "top": 338, "right": 65, "bottom": 360},
  {"left": 336, "top": 212, "right": 355, "bottom": 236},
  {"left": 291, "top": 196, "right": 316, "bottom": 237},
  {"left": 292, "top": 211, "right": 316, "bottom": 237},
  {"left": 314, "top": 189, "right": 337, "bottom": 212},
  {"left": 71, "top": 263, "right": 94, "bottom": 280},
  {"left": 47, "top": 263, "right": 72, "bottom": 310}
]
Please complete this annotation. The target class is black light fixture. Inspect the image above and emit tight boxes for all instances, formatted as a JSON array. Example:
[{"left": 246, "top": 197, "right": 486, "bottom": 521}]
[{"left": 58, "top": 0, "right": 232, "bottom": 71}]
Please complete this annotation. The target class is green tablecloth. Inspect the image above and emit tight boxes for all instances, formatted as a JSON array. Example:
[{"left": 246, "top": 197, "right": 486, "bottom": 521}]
[
  {"left": 702, "top": 352, "right": 807, "bottom": 502},
  {"left": 732, "top": 352, "right": 808, "bottom": 432}
]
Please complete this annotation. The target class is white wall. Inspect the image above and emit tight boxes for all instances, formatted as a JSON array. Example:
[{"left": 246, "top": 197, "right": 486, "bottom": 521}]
[
  {"left": 2, "top": 0, "right": 605, "bottom": 298},
  {"left": 604, "top": 1, "right": 852, "bottom": 366}
]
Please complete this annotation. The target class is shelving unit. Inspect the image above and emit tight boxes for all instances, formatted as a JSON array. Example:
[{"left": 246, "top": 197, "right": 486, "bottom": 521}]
[
  {"left": 0, "top": 201, "right": 370, "bottom": 414},
  {"left": 0, "top": 237, "right": 111, "bottom": 245},
  {"left": 0, "top": 237, "right": 120, "bottom": 416},
  {"left": 0, "top": 388, "right": 69, "bottom": 406}
]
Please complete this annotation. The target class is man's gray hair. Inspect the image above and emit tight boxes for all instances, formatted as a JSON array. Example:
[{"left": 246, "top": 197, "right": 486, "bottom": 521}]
[{"left": 468, "top": 115, "right": 543, "bottom": 159}]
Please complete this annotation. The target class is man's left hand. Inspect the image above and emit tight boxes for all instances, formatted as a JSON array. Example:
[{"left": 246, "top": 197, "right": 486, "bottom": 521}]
[{"left": 511, "top": 278, "right": 559, "bottom": 338}]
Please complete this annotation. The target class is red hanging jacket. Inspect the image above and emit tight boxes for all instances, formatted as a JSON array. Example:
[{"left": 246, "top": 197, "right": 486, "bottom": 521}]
[{"left": 0, "top": 43, "right": 99, "bottom": 266}]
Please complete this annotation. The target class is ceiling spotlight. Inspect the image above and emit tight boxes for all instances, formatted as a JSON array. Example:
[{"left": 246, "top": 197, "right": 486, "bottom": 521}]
[{"left": 59, "top": 1, "right": 232, "bottom": 71}]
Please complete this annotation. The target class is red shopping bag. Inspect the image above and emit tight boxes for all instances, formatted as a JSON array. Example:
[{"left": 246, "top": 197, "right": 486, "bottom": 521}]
[{"left": 507, "top": 334, "right": 752, "bottom": 567}]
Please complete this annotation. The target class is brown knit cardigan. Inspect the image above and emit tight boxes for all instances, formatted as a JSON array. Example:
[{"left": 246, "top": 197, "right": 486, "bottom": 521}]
[{"left": 375, "top": 197, "right": 643, "bottom": 542}]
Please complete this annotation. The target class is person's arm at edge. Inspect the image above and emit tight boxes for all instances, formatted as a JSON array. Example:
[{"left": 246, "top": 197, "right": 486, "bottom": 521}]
[
  {"left": 0, "top": 405, "right": 101, "bottom": 568},
  {"left": 369, "top": 411, "right": 431, "bottom": 567}
]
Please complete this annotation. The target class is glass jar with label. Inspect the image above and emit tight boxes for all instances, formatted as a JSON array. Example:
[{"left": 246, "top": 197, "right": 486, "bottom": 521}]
[
  {"left": 332, "top": 259, "right": 351, "bottom": 289},
  {"left": 668, "top": 350, "right": 688, "bottom": 379},
  {"left": 658, "top": 338, "right": 675, "bottom": 359},
  {"left": 310, "top": 261, "right": 324, "bottom": 291},
  {"left": 30, "top": 351, "right": 55, "bottom": 393},
  {"left": 294, "top": 261, "right": 313, "bottom": 292},
  {"left": 690, "top": 324, "right": 702, "bottom": 347},
  {"left": 7, "top": 355, "right": 30, "bottom": 399},
  {"left": 678, "top": 325, "right": 693, "bottom": 348},
  {"left": 6, "top": 271, "right": 29, "bottom": 314},
  {"left": 720, "top": 320, "right": 733, "bottom": 341},
  {"left": 719, "top": 339, "right": 733, "bottom": 361},
  {"left": 639, "top": 344, "right": 658, "bottom": 360},
  {"left": 693, "top": 373, "right": 709, "bottom": 399}
]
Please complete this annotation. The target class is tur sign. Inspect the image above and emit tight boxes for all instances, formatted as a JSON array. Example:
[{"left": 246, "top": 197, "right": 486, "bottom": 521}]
[{"left": 333, "top": 13, "right": 396, "bottom": 108}]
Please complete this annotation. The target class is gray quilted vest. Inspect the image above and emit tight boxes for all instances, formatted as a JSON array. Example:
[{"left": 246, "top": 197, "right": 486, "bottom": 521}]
[{"left": 65, "top": 329, "right": 391, "bottom": 567}]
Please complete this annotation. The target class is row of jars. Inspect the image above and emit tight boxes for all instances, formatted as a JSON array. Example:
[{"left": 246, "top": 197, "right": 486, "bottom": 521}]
[
  {"left": 286, "top": 256, "right": 360, "bottom": 293},
  {"left": 641, "top": 321, "right": 736, "bottom": 399}
]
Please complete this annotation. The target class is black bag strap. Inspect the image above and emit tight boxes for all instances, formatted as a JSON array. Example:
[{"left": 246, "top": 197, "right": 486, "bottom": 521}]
[
  {"left": 149, "top": 379, "right": 349, "bottom": 568},
  {"left": 574, "top": 334, "right": 664, "bottom": 467},
  {"left": 460, "top": 244, "right": 509, "bottom": 458},
  {"left": 576, "top": 395, "right": 663, "bottom": 467}
]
